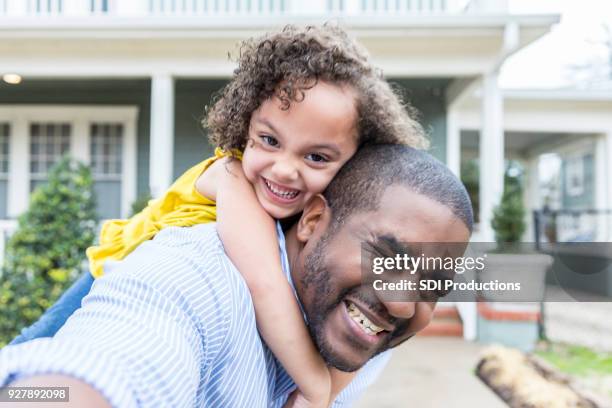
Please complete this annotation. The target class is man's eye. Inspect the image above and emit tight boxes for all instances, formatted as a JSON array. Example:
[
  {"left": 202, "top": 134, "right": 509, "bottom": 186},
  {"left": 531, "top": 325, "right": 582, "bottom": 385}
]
[
  {"left": 305, "top": 153, "right": 328, "bottom": 163},
  {"left": 260, "top": 135, "right": 279, "bottom": 147}
]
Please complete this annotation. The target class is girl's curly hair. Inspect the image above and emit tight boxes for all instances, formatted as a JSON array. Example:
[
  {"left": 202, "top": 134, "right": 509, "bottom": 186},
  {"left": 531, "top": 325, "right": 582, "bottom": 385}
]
[{"left": 205, "top": 24, "right": 428, "bottom": 151}]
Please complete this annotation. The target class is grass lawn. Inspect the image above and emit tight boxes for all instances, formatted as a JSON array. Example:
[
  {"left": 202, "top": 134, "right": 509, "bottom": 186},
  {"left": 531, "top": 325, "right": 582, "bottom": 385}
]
[{"left": 536, "top": 342, "right": 612, "bottom": 398}]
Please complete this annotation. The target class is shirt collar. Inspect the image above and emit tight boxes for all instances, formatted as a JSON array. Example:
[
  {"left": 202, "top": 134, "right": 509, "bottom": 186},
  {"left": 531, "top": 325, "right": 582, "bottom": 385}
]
[
  {"left": 273, "top": 222, "right": 303, "bottom": 399},
  {"left": 276, "top": 222, "right": 307, "bottom": 319}
]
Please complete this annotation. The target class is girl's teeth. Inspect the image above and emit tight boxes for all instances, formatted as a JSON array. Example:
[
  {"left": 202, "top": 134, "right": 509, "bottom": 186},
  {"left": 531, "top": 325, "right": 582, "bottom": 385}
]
[
  {"left": 265, "top": 179, "right": 299, "bottom": 198},
  {"left": 347, "top": 302, "right": 384, "bottom": 335}
]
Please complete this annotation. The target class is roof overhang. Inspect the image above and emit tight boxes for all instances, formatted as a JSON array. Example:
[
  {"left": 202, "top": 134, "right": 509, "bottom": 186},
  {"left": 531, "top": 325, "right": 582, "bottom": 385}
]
[{"left": 0, "top": 14, "right": 560, "bottom": 79}]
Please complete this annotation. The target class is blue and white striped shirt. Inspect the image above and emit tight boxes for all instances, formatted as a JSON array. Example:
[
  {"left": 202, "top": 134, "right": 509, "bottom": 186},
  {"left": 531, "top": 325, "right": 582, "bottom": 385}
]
[{"left": 0, "top": 223, "right": 390, "bottom": 407}]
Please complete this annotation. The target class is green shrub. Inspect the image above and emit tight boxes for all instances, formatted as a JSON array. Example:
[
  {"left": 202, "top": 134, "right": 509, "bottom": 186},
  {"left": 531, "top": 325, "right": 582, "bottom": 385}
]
[
  {"left": 491, "top": 164, "right": 526, "bottom": 246},
  {"left": 0, "top": 157, "right": 97, "bottom": 346},
  {"left": 130, "top": 192, "right": 152, "bottom": 216}
]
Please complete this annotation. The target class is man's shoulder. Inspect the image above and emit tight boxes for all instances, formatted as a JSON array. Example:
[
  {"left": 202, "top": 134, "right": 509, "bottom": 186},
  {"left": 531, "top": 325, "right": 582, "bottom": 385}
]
[
  {"left": 127, "top": 223, "right": 229, "bottom": 273},
  {"left": 152, "top": 223, "right": 222, "bottom": 252},
  {"left": 107, "top": 222, "right": 249, "bottom": 307},
  {"left": 102, "top": 223, "right": 255, "bottom": 351}
]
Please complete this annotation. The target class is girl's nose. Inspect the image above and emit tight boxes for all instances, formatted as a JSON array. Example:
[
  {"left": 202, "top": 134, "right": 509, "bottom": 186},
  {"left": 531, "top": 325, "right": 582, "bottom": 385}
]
[{"left": 271, "top": 157, "right": 298, "bottom": 182}]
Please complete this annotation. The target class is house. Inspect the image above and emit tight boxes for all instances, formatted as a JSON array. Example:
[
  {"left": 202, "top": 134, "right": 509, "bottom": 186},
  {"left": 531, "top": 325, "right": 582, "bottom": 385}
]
[
  {"left": 454, "top": 88, "right": 612, "bottom": 244},
  {"left": 3, "top": 0, "right": 585, "bottom": 343},
  {"left": 0, "top": 0, "right": 560, "bottom": 238}
]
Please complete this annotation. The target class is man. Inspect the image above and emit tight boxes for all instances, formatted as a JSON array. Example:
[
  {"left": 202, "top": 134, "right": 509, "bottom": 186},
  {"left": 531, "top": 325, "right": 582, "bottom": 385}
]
[{"left": 0, "top": 144, "right": 473, "bottom": 407}]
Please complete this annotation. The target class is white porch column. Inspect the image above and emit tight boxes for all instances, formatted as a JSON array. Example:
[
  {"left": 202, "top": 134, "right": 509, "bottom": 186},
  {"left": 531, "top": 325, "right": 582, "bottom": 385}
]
[
  {"left": 455, "top": 302, "right": 477, "bottom": 341},
  {"left": 122, "top": 115, "right": 138, "bottom": 218},
  {"left": 7, "top": 116, "right": 29, "bottom": 218},
  {"left": 446, "top": 109, "right": 460, "bottom": 177},
  {"left": 149, "top": 74, "right": 175, "bottom": 198},
  {"left": 72, "top": 118, "right": 90, "bottom": 165},
  {"left": 594, "top": 134, "right": 608, "bottom": 209},
  {"left": 479, "top": 71, "right": 505, "bottom": 242},
  {"left": 593, "top": 134, "right": 607, "bottom": 241},
  {"left": 445, "top": 77, "right": 478, "bottom": 177},
  {"left": 525, "top": 156, "right": 540, "bottom": 242},
  {"left": 606, "top": 132, "right": 612, "bottom": 241}
]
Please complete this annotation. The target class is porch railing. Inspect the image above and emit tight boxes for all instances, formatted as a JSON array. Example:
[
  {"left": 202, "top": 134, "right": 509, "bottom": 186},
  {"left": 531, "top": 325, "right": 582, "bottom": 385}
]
[
  {"left": 148, "top": 0, "right": 289, "bottom": 16},
  {"left": 0, "top": 0, "right": 477, "bottom": 18},
  {"left": 533, "top": 209, "right": 612, "bottom": 245}
]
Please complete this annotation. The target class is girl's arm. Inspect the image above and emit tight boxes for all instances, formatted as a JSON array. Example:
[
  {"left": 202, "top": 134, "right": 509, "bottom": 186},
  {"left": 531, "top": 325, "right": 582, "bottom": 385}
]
[{"left": 198, "top": 157, "right": 331, "bottom": 407}]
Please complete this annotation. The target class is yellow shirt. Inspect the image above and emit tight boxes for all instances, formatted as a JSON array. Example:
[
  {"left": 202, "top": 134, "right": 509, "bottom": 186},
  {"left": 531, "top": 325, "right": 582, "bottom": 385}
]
[{"left": 87, "top": 148, "right": 241, "bottom": 278}]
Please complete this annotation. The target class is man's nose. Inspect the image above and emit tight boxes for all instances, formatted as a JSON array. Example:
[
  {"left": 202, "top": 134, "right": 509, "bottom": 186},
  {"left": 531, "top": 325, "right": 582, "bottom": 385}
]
[
  {"left": 271, "top": 156, "right": 298, "bottom": 182},
  {"left": 382, "top": 301, "right": 416, "bottom": 320}
]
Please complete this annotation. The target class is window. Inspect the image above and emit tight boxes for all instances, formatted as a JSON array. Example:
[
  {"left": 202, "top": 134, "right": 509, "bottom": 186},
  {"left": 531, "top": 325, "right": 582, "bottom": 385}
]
[
  {"left": 29, "top": 123, "right": 71, "bottom": 192},
  {"left": 90, "top": 123, "right": 122, "bottom": 177},
  {"left": 90, "top": 123, "right": 123, "bottom": 219},
  {"left": 0, "top": 123, "right": 8, "bottom": 218},
  {"left": 566, "top": 155, "right": 584, "bottom": 197},
  {"left": 0, "top": 123, "right": 9, "bottom": 174},
  {"left": 0, "top": 105, "right": 137, "bottom": 221}
]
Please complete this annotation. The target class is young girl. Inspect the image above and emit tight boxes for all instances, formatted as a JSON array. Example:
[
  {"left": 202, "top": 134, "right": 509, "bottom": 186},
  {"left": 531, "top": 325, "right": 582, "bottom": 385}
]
[{"left": 16, "top": 25, "right": 427, "bottom": 407}]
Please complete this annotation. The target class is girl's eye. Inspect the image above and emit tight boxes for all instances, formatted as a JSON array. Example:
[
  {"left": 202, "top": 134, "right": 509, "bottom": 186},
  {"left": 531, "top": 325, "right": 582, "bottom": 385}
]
[
  {"left": 305, "top": 153, "right": 329, "bottom": 163},
  {"left": 260, "top": 135, "right": 279, "bottom": 147}
]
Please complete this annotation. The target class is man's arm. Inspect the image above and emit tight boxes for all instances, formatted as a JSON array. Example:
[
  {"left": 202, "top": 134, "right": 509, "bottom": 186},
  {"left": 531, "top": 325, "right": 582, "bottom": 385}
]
[
  {"left": 1, "top": 375, "right": 110, "bottom": 408},
  {"left": 0, "top": 227, "right": 233, "bottom": 407}
]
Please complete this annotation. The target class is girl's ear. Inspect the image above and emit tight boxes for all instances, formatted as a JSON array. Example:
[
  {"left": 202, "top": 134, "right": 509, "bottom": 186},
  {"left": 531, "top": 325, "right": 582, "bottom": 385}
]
[{"left": 296, "top": 194, "right": 330, "bottom": 243}]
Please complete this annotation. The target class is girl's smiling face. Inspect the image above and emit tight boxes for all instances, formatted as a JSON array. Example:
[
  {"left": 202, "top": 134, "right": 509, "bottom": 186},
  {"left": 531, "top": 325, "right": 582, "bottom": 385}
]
[{"left": 242, "top": 81, "right": 359, "bottom": 219}]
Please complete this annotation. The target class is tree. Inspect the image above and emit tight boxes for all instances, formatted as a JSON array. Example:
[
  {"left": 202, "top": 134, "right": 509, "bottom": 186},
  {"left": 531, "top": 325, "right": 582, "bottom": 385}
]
[
  {"left": 570, "top": 24, "right": 612, "bottom": 88},
  {"left": 491, "top": 163, "right": 526, "bottom": 246},
  {"left": 0, "top": 157, "right": 97, "bottom": 345},
  {"left": 130, "top": 192, "right": 152, "bottom": 216}
]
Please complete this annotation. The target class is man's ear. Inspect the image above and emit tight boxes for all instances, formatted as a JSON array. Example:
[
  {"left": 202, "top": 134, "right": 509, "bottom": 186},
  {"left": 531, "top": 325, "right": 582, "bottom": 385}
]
[{"left": 296, "top": 194, "right": 329, "bottom": 243}]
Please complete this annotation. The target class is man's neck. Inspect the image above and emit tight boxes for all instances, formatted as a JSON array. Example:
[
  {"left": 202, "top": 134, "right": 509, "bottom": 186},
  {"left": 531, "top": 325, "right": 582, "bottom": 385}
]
[{"left": 283, "top": 224, "right": 301, "bottom": 295}]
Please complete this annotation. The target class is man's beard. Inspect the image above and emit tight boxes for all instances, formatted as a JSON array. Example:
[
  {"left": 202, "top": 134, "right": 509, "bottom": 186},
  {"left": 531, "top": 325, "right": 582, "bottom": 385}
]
[{"left": 301, "top": 232, "right": 391, "bottom": 372}]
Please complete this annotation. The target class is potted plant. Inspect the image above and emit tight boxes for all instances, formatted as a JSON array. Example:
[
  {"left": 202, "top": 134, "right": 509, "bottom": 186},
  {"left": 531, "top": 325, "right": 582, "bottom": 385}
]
[
  {"left": 476, "top": 164, "right": 553, "bottom": 351},
  {"left": 491, "top": 165, "right": 526, "bottom": 250}
]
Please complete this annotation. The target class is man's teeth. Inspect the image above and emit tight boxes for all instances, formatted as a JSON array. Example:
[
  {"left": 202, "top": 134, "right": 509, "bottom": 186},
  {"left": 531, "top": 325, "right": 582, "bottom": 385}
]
[
  {"left": 264, "top": 179, "right": 299, "bottom": 199},
  {"left": 347, "top": 302, "right": 384, "bottom": 336}
]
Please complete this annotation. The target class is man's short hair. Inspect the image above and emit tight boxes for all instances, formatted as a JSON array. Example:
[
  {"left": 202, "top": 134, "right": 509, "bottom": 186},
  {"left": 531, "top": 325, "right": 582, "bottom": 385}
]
[{"left": 323, "top": 144, "right": 473, "bottom": 233}]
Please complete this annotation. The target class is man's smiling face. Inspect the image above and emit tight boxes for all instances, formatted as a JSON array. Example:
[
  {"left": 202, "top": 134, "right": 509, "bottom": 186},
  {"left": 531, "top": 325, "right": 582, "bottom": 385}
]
[{"left": 288, "top": 185, "right": 470, "bottom": 371}]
